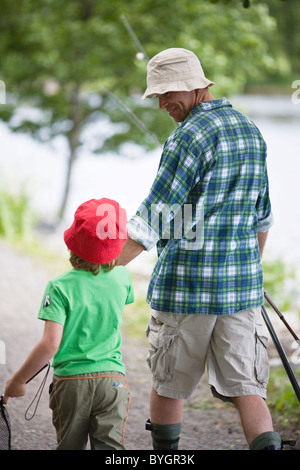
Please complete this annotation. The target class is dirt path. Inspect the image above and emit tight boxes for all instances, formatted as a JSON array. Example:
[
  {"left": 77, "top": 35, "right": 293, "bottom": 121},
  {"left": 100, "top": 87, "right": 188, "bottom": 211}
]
[{"left": 0, "top": 240, "right": 299, "bottom": 451}]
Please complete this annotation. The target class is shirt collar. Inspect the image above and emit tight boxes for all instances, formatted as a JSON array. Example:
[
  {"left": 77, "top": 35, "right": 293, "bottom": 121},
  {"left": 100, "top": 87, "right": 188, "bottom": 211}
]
[{"left": 187, "top": 97, "right": 232, "bottom": 119}]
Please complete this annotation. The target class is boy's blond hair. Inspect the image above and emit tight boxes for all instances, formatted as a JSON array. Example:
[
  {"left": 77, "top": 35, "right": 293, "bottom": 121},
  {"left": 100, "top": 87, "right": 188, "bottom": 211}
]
[{"left": 69, "top": 251, "right": 116, "bottom": 275}]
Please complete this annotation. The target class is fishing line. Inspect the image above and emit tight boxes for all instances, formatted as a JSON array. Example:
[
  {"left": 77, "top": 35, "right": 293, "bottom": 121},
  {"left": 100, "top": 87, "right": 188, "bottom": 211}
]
[
  {"left": 25, "top": 362, "right": 50, "bottom": 420},
  {"left": 120, "top": 14, "right": 149, "bottom": 61},
  {"left": 103, "top": 87, "right": 162, "bottom": 148}
]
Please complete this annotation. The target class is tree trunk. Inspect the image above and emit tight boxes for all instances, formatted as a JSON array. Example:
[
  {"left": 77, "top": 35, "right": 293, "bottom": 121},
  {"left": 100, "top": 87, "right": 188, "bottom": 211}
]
[
  {"left": 58, "top": 144, "right": 77, "bottom": 221},
  {"left": 58, "top": 87, "right": 83, "bottom": 220}
]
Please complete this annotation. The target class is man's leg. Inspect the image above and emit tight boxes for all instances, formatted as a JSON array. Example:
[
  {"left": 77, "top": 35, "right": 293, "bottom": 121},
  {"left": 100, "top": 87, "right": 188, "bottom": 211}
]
[
  {"left": 209, "top": 308, "right": 283, "bottom": 450},
  {"left": 149, "top": 389, "right": 182, "bottom": 449},
  {"left": 150, "top": 389, "right": 183, "bottom": 424},
  {"left": 146, "top": 311, "right": 215, "bottom": 450},
  {"left": 232, "top": 395, "right": 282, "bottom": 449}
]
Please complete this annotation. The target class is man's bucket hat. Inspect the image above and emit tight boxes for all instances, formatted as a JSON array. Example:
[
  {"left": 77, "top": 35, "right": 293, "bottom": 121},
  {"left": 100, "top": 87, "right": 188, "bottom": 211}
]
[
  {"left": 142, "top": 48, "right": 214, "bottom": 99},
  {"left": 64, "top": 198, "right": 128, "bottom": 264}
]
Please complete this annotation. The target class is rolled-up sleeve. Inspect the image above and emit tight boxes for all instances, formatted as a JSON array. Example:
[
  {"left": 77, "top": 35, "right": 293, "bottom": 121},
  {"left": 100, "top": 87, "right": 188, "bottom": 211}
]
[
  {"left": 256, "top": 163, "right": 274, "bottom": 232},
  {"left": 127, "top": 212, "right": 159, "bottom": 251}
]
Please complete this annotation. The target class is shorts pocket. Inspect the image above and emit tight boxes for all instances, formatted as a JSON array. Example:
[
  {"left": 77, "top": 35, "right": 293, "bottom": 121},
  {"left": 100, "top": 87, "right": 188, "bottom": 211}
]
[
  {"left": 146, "top": 315, "right": 179, "bottom": 383},
  {"left": 254, "top": 330, "right": 269, "bottom": 386}
]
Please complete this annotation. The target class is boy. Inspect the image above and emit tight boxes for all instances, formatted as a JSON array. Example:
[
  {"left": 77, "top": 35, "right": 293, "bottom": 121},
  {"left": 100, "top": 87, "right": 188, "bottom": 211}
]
[{"left": 3, "top": 198, "right": 134, "bottom": 450}]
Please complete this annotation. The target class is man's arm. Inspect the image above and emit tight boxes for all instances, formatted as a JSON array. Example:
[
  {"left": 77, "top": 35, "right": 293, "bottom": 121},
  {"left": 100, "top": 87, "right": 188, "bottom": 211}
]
[
  {"left": 117, "top": 238, "right": 146, "bottom": 266},
  {"left": 258, "top": 230, "right": 268, "bottom": 258}
]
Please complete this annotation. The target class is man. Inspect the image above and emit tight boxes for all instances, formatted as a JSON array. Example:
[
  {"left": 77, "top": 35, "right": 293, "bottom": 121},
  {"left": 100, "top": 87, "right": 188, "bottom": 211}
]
[{"left": 118, "top": 48, "right": 282, "bottom": 450}]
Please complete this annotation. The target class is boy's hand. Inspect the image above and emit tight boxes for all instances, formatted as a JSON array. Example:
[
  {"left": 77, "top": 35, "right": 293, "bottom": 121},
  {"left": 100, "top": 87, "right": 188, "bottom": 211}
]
[{"left": 3, "top": 377, "right": 26, "bottom": 404}]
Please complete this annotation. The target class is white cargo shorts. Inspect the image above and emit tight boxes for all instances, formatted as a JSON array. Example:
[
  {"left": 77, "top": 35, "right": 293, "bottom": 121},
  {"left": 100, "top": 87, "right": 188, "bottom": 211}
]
[{"left": 146, "top": 307, "right": 269, "bottom": 401}]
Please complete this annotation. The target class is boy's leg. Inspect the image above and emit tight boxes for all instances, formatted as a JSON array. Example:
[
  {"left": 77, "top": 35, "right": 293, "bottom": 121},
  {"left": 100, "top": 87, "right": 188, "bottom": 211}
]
[
  {"left": 89, "top": 375, "right": 130, "bottom": 450},
  {"left": 50, "top": 373, "right": 130, "bottom": 450},
  {"left": 49, "top": 377, "right": 90, "bottom": 450}
]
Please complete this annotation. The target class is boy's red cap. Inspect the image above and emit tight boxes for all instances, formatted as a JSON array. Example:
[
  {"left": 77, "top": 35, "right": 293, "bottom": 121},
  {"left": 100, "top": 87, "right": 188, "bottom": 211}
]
[{"left": 64, "top": 198, "right": 128, "bottom": 264}]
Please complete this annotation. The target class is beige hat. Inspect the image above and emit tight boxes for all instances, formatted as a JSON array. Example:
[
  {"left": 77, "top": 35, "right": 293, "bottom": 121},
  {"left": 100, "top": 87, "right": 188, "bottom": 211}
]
[{"left": 142, "top": 48, "right": 214, "bottom": 99}]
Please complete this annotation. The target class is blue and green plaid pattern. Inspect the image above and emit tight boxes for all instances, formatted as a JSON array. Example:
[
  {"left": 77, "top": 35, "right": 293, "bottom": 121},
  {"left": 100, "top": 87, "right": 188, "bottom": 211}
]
[{"left": 128, "top": 98, "right": 273, "bottom": 314}]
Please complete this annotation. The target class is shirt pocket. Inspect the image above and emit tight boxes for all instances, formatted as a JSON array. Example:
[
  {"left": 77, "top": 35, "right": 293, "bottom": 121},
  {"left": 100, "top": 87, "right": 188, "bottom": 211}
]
[{"left": 254, "top": 329, "right": 269, "bottom": 386}]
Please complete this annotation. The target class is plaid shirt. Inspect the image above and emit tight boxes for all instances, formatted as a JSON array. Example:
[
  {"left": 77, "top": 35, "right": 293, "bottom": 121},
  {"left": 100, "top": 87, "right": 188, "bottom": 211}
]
[{"left": 128, "top": 98, "right": 273, "bottom": 314}]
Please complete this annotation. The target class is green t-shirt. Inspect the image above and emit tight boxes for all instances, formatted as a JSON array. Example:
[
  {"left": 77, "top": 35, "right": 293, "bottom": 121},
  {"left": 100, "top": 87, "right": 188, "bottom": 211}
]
[{"left": 38, "top": 266, "right": 134, "bottom": 376}]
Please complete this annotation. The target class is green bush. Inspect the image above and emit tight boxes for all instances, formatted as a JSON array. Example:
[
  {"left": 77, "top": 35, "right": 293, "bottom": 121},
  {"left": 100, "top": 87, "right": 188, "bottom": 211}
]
[
  {"left": 263, "top": 258, "right": 298, "bottom": 312},
  {"left": 268, "top": 368, "right": 300, "bottom": 429},
  {"left": 0, "top": 190, "right": 35, "bottom": 241}
]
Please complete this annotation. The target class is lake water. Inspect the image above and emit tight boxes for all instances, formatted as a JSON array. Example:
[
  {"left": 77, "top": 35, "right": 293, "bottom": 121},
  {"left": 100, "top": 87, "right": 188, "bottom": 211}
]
[{"left": 1, "top": 94, "right": 300, "bottom": 284}]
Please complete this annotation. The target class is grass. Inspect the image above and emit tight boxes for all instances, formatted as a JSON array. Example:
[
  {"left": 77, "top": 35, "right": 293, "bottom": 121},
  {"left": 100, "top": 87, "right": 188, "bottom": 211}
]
[{"left": 267, "top": 368, "right": 300, "bottom": 433}]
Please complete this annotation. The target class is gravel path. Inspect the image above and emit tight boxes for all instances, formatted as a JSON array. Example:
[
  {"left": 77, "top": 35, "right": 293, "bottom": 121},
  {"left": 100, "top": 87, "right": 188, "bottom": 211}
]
[{"left": 0, "top": 239, "right": 299, "bottom": 452}]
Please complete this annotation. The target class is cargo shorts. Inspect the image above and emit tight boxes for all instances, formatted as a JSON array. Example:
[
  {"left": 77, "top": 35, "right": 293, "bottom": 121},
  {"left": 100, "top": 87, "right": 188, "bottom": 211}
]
[{"left": 146, "top": 307, "right": 269, "bottom": 402}]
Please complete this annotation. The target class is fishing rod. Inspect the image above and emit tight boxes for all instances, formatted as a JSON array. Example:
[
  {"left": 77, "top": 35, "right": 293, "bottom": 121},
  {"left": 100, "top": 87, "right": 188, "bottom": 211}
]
[
  {"left": 103, "top": 87, "right": 162, "bottom": 148},
  {"left": 120, "top": 14, "right": 149, "bottom": 62},
  {"left": 261, "top": 305, "right": 300, "bottom": 404},
  {"left": 264, "top": 290, "right": 300, "bottom": 345},
  {"left": 262, "top": 291, "right": 300, "bottom": 403},
  {"left": 102, "top": 15, "right": 162, "bottom": 147},
  {"left": 117, "top": 13, "right": 175, "bottom": 143}
]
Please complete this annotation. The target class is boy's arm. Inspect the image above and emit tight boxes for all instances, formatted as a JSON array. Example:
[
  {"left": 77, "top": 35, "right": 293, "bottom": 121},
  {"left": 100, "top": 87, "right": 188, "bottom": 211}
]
[{"left": 3, "top": 320, "right": 63, "bottom": 403}]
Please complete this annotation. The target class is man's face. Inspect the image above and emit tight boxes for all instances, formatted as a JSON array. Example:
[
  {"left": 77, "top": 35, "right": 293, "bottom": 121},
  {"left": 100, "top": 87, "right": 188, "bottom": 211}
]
[{"left": 156, "top": 90, "right": 197, "bottom": 122}]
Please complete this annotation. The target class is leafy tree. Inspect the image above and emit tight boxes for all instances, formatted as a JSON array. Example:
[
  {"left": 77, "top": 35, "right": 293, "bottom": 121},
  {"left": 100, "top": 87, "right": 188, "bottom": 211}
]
[
  {"left": 209, "top": 0, "right": 300, "bottom": 79},
  {"left": 262, "top": 0, "right": 300, "bottom": 77},
  {"left": 0, "top": 0, "right": 282, "bottom": 220}
]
